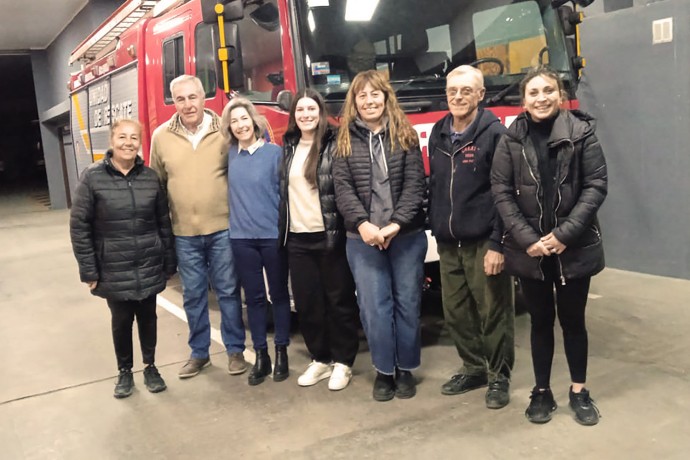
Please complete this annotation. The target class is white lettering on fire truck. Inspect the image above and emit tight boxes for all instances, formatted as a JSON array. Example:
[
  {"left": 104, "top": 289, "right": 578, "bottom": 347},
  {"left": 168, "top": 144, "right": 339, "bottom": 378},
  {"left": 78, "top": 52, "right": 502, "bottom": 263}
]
[{"left": 92, "top": 100, "right": 134, "bottom": 128}]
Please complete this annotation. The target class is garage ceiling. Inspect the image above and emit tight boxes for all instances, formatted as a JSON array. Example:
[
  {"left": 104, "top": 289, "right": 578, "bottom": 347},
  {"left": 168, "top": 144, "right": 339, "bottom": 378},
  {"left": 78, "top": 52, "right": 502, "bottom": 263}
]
[{"left": 0, "top": 0, "right": 88, "bottom": 51}]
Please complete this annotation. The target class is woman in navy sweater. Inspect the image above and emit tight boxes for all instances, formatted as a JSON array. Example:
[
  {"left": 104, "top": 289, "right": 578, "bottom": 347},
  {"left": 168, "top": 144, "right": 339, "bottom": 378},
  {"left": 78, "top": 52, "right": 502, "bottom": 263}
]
[{"left": 221, "top": 97, "right": 291, "bottom": 386}]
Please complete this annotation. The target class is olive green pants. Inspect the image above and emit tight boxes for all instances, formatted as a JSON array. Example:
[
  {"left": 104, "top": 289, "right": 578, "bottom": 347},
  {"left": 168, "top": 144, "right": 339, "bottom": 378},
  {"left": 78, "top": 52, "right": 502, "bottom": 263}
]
[{"left": 438, "top": 239, "right": 514, "bottom": 380}]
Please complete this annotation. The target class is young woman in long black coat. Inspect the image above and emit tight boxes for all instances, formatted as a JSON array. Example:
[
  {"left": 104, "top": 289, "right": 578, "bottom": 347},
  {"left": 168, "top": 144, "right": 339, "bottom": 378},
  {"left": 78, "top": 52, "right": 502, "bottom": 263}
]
[{"left": 491, "top": 67, "right": 607, "bottom": 425}]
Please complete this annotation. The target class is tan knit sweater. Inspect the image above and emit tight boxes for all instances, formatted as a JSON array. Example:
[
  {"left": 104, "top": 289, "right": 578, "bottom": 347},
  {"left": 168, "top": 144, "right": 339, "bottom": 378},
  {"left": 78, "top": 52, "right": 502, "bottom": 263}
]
[{"left": 150, "top": 110, "right": 229, "bottom": 237}]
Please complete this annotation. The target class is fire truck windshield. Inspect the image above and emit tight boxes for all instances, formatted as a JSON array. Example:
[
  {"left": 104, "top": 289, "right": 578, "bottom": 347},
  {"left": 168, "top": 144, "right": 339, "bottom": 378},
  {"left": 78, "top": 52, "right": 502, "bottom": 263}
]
[{"left": 295, "top": 0, "right": 573, "bottom": 104}]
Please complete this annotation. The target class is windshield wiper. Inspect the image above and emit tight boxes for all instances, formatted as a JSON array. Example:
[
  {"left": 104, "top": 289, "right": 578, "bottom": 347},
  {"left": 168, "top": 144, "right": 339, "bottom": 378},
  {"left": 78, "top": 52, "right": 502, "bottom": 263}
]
[
  {"left": 391, "top": 74, "right": 445, "bottom": 94},
  {"left": 486, "top": 79, "right": 521, "bottom": 105}
]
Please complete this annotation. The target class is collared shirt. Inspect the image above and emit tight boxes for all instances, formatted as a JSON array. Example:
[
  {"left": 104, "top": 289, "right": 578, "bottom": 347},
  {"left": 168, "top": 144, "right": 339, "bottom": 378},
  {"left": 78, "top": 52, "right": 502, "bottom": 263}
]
[
  {"left": 181, "top": 113, "right": 212, "bottom": 150},
  {"left": 243, "top": 138, "right": 265, "bottom": 155}
]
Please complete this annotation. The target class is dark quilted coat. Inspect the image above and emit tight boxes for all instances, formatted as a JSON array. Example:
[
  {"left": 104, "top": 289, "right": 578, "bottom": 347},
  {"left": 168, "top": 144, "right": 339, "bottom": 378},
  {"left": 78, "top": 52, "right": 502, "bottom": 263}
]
[
  {"left": 279, "top": 128, "right": 345, "bottom": 250},
  {"left": 70, "top": 151, "right": 176, "bottom": 301},
  {"left": 491, "top": 110, "right": 607, "bottom": 282},
  {"left": 332, "top": 122, "right": 426, "bottom": 235}
]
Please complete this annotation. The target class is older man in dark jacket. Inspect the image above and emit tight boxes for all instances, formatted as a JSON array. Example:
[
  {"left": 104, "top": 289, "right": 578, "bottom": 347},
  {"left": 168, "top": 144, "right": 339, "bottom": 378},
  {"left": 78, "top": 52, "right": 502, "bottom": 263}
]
[{"left": 428, "top": 65, "right": 514, "bottom": 409}]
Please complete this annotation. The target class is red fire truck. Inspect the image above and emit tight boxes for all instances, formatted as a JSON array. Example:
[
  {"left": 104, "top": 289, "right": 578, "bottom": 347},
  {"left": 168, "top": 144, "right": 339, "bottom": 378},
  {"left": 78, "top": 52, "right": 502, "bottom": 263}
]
[{"left": 68, "top": 0, "right": 594, "bottom": 293}]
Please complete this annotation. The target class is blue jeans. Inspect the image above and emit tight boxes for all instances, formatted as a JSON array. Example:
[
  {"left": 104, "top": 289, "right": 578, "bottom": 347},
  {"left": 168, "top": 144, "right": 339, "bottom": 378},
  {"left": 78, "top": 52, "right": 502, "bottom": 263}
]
[
  {"left": 231, "top": 239, "right": 291, "bottom": 350},
  {"left": 346, "top": 231, "right": 427, "bottom": 375},
  {"left": 175, "top": 230, "right": 245, "bottom": 358}
]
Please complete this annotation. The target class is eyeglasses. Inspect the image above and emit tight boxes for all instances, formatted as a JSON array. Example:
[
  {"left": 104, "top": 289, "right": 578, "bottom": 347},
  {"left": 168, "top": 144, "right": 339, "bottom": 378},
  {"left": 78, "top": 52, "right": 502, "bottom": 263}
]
[{"left": 445, "top": 87, "right": 476, "bottom": 98}]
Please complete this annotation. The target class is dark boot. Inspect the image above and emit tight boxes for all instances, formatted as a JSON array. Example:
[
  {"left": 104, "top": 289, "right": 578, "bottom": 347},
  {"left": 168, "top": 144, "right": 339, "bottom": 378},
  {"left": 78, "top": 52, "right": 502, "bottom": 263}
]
[
  {"left": 248, "top": 348, "right": 272, "bottom": 386},
  {"left": 273, "top": 345, "right": 289, "bottom": 382}
]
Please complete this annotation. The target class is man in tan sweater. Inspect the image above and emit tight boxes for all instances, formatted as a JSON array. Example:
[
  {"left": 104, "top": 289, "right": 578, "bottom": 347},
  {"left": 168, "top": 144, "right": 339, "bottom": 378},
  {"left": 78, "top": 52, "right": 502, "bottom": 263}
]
[{"left": 150, "top": 75, "right": 246, "bottom": 378}]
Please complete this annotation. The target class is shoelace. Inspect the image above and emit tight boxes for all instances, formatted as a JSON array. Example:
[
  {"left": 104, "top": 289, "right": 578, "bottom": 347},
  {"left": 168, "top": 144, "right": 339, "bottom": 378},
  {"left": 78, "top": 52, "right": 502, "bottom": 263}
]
[{"left": 573, "top": 392, "right": 601, "bottom": 416}]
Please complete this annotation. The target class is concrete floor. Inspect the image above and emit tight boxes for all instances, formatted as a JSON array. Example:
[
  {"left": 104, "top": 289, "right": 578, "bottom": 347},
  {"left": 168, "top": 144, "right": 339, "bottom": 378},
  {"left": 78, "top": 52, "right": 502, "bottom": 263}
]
[{"left": 2, "top": 188, "right": 690, "bottom": 460}]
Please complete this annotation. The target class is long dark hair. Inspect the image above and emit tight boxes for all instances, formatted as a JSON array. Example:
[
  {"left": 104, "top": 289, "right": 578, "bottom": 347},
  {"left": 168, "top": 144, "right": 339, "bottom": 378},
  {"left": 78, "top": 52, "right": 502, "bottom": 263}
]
[{"left": 284, "top": 88, "right": 329, "bottom": 187}]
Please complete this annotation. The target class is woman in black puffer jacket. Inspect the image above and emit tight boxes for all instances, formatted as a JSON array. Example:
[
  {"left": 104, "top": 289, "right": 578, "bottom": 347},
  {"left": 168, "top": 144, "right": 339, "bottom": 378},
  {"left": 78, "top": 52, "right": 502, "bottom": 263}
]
[
  {"left": 491, "top": 67, "right": 607, "bottom": 426},
  {"left": 70, "top": 119, "right": 176, "bottom": 399},
  {"left": 278, "top": 89, "right": 359, "bottom": 391}
]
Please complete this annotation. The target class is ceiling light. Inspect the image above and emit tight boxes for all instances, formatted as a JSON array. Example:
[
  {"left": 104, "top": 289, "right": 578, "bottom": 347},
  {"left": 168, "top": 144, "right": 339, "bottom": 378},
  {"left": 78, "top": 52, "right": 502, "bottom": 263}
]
[{"left": 345, "top": 0, "right": 379, "bottom": 22}]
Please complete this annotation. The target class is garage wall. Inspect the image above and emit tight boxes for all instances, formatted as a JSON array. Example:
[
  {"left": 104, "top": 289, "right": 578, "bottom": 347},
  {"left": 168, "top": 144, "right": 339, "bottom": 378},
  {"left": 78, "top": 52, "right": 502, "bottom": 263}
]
[
  {"left": 31, "top": 0, "right": 125, "bottom": 209},
  {"left": 577, "top": 0, "right": 690, "bottom": 278}
]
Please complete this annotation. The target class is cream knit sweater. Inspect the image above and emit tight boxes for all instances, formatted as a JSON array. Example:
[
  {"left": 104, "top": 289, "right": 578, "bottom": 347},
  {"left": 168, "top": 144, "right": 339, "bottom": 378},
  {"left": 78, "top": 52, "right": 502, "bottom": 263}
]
[{"left": 150, "top": 110, "right": 229, "bottom": 237}]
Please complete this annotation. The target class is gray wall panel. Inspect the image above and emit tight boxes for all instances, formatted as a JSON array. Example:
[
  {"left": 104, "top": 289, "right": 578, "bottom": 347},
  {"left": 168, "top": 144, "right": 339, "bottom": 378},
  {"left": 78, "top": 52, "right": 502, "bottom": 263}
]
[
  {"left": 578, "top": 0, "right": 690, "bottom": 278},
  {"left": 30, "top": 0, "right": 124, "bottom": 209}
]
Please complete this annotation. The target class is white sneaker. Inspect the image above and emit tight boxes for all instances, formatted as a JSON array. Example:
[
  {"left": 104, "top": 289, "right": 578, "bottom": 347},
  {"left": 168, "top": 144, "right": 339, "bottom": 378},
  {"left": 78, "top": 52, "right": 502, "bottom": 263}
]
[
  {"left": 328, "top": 363, "right": 352, "bottom": 391},
  {"left": 297, "top": 361, "right": 332, "bottom": 387}
]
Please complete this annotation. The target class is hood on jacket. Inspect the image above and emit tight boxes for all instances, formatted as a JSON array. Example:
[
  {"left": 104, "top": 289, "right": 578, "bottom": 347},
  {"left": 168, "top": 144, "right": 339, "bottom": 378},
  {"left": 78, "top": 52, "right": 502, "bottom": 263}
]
[
  {"left": 350, "top": 116, "right": 389, "bottom": 142},
  {"left": 506, "top": 109, "right": 596, "bottom": 145},
  {"left": 433, "top": 107, "right": 502, "bottom": 145}
]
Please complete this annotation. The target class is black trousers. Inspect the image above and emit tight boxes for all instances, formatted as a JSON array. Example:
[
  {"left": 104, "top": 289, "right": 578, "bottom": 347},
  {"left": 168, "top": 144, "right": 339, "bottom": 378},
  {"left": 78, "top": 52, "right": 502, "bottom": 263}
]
[
  {"left": 520, "top": 258, "right": 590, "bottom": 389},
  {"left": 287, "top": 232, "right": 360, "bottom": 366},
  {"left": 106, "top": 295, "right": 158, "bottom": 370}
]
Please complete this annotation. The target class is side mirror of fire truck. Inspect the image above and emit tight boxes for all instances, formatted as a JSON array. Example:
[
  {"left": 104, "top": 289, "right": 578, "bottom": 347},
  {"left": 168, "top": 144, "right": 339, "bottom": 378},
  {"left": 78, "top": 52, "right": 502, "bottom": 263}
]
[
  {"left": 277, "top": 90, "right": 294, "bottom": 112},
  {"left": 202, "top": 0, "right": 244, "bottom": 24},
  {"left": 249, "top": 2, "right": 279, "bottom": 32},
  {"left": 557, "top": 3, "right": 588, "bottom": 73}
]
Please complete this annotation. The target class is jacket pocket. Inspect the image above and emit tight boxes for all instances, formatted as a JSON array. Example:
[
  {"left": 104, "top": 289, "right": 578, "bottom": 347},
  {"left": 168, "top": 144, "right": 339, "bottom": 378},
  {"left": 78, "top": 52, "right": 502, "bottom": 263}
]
[{"left": 573, "top": 224, "right": 601, "bottom": 249}]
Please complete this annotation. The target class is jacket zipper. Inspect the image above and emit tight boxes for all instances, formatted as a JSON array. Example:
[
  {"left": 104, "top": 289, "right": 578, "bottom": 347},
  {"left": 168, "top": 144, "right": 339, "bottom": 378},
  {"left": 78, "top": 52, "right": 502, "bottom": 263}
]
[
  {"left": 521, "top": 146, "right": 545, "bottom": 280},
  {"left": 127, "top": 178, "right": 141, "bottom": 294},
  {"left": 553, "top": 140, "right": 573, "bottom": 285},
  {"left": 439, "top": 141, "right": 471, "bottom": 242}
]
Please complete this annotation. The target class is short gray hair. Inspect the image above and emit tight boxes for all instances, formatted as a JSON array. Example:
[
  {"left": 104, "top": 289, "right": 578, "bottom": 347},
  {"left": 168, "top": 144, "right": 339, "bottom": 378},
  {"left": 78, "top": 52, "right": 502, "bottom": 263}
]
[
  {"left": 446, "top": 65, "right": 484, "bottom": 88},
  {"left": 169, "top": 75, "right": 205, "bottom": 97}
]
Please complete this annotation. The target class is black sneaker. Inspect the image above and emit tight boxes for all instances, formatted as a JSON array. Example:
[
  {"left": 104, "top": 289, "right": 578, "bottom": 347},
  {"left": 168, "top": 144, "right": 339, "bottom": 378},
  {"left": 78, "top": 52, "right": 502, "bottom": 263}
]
[
  {"left": 525, "top": 387, "right": 557, "bottom": 423},
  {"left": 114, "top": 369, "right": 134, "bottom": 399},
  {"left": 485, "top": 375, "right": 510, "bottom": 409},
  {"left": 395, "top": 369, "right": 416, "bottom": 399},
  {"left": 441, "top": 373, "right": 488, "bottom": 395},
  {"left": 143, "top": 365, "right": 167, "bottom": 393},
  {"left": 373, "top": 372, "right": 395, "bottom": 402},
  {"left": 569, "top": 387, "right": 601, "bottom": 426}
]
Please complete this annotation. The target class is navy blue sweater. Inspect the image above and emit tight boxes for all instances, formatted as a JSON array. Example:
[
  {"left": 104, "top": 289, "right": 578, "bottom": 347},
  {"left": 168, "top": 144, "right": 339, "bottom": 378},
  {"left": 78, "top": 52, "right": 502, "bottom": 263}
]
[{"left": 228, "top": 142, "right": 282, "bottom": 239}]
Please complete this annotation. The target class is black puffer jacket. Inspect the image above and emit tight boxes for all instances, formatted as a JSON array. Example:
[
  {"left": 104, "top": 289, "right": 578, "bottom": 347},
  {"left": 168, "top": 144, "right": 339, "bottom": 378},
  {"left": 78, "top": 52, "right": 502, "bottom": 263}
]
[
  {"left": 333, "top": 121, "right": 426, "bottom": 235},
  {"left": 491, "top": 110, "right": 607, "bottom": 282},
  {"left": 279, "top": 128, "right": 345, "bottom": 250},
  {"left": 428, "top": 109, "right": 506, "bottom": 250},
  {"left": 70, "top": 152, "right": 176, "bottom": 301}
]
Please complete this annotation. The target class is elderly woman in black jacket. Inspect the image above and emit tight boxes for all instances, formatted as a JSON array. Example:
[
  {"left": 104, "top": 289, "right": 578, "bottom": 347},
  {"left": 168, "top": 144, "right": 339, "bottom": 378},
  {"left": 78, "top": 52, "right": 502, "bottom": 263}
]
[
  {"left": 279, "top": 89, "right": 359, "bottom": 391},
  {"left": 333, "top": 70, "right": 427, "bottom": 402},
  {"left": 491, "top": 67, "right": 607, "bottom": 426},
  {"left": 70, "top": 119, "right": 176, "bottom": 399}
]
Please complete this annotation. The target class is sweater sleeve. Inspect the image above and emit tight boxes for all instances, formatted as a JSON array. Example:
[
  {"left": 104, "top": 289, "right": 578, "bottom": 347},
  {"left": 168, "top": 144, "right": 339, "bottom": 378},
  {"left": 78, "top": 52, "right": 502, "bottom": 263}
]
[
  {"left": 149, "top": 134, "right": 167, "bottom": 186},
  {"left": 69, "top": 170, "right": 99, "bottom": 282}
]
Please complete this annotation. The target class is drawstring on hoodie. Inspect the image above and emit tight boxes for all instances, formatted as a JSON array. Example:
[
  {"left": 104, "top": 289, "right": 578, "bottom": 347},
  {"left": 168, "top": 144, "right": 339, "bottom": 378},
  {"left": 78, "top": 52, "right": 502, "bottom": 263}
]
[{"left": 368, "top": 131, "right": 388, "bottom": 174}]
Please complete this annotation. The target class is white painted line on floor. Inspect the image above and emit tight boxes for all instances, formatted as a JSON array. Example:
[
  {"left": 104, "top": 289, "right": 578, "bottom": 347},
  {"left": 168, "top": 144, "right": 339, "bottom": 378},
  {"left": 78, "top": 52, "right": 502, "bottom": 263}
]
[
  {"left": 156, "top": 294, "right": 256, "bottom": 364},
  {"left": 588, "top": 293, "right": 602, "bottom": 299},
  {"left": 156, "top": 295, "right": 224, "bottom": 345}
]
